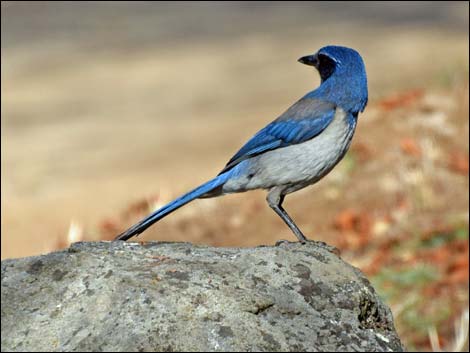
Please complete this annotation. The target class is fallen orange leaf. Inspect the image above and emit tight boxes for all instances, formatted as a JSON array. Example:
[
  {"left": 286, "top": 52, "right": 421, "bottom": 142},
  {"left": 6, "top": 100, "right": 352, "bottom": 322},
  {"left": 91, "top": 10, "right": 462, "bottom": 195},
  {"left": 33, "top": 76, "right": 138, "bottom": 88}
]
[{"left": 400, "top": 138, "right": 421, "bottom": 157}]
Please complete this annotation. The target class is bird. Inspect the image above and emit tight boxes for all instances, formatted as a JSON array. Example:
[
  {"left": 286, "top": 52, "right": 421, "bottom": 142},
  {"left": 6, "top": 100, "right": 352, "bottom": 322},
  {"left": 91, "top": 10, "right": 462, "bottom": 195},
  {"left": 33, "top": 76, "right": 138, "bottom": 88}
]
[{"left": 115, "top": 45, "right": 368, "bottom": 243}]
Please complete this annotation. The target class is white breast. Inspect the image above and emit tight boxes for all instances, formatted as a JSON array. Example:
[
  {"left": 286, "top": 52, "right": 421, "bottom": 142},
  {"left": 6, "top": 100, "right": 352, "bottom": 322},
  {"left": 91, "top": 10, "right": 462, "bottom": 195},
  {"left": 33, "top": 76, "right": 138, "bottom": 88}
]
[{"left": 223, "top": 108, "right": 356, "bottom": 193}]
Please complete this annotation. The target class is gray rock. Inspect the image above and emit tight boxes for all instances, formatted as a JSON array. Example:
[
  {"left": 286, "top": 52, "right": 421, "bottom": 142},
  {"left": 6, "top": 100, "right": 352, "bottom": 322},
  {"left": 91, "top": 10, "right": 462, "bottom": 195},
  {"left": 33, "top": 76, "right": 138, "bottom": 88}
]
[{"left": 1, "top": 241, "right": 404, "bottom": 352}]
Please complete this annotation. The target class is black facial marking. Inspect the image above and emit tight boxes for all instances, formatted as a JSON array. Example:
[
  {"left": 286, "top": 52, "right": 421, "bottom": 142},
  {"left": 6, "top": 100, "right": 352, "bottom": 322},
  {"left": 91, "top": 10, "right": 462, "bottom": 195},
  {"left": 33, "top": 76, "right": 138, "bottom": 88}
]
[{"left": 317, "top": 54, "right": 336, "bottom": 82}]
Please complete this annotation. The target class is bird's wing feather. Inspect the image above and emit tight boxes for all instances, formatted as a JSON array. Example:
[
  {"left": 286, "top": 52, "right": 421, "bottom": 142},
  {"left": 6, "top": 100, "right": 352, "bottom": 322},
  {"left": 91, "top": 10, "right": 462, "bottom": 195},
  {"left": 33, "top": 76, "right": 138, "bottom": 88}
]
[{"left": 219, "top": 98, "right": 336, "bottom": 174}]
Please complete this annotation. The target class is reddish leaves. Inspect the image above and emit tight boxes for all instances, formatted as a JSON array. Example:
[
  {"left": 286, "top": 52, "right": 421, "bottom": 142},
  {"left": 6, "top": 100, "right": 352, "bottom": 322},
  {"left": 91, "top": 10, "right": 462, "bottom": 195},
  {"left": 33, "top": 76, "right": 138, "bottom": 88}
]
[
  {"left": 333, "top": 209, "right": 372, "bottom": 251},
  {"left": 442, "top": 240, "right": 469, "bottom": 285},
  {"left": 448, "top": 151, "right": 469, "bottom": 175},
  {"left": 400, "top": 138, "right": 422, "bottom": 157},
  {"left": 378, "top": 89, "right": 424, "bottom": 111}
]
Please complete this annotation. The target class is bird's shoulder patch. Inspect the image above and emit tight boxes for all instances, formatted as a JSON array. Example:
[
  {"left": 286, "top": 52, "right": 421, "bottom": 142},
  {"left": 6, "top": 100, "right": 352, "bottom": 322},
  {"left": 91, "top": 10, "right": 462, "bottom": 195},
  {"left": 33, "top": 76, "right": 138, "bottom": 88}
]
[{"left": 276, "top": 97, "right": 336, "bottom": 122}]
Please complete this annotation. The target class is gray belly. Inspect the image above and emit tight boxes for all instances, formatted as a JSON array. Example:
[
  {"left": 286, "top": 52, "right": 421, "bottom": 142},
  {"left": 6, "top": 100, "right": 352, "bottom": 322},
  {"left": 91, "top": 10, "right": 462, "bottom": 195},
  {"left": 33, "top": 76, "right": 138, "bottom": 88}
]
[{"left": 223, "top": 108, "right": 356, "bottom": 194}]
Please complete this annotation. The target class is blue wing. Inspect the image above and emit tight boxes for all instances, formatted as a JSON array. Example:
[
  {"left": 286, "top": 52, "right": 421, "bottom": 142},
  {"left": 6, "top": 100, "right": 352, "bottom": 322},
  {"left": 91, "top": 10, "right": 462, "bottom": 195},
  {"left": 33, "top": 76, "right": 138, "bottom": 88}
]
[{"left": 219, "top": 97, "right": 337, "bottom": 173}]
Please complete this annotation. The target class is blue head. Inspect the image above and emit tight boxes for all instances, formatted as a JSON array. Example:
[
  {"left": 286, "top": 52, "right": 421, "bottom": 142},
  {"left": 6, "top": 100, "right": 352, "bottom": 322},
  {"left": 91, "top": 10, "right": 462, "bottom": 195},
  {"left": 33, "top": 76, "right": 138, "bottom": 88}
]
[{"left": 299, "top": 45, "right": 368, "bottom": 115}]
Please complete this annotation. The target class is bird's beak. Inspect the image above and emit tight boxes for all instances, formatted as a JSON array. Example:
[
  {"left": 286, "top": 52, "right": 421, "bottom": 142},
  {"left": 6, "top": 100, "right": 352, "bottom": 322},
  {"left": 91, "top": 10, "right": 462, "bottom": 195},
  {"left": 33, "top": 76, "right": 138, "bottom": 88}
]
[{"left": 298, "top": 54, "right": 318, "bottom": 67}]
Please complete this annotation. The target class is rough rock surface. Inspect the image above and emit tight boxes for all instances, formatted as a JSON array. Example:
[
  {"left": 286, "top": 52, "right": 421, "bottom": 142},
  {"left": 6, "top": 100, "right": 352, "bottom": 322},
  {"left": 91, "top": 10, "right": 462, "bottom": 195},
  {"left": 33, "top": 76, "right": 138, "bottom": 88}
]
[{"left": 1, "top": 241, "right": 404, "bottom": 352}]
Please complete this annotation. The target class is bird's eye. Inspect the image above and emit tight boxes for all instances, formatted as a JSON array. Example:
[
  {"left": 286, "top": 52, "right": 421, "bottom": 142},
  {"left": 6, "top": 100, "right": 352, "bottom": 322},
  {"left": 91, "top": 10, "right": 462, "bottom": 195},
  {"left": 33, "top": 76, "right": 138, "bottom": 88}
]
[{"left": 317, "top": 54, "right": 336, "bottom": 81}]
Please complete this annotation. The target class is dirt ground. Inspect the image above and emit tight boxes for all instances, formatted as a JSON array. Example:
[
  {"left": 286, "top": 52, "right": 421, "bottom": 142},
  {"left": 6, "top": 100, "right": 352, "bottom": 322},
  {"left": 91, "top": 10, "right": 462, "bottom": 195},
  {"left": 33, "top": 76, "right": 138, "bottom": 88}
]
[{"left": 2, "top": 2, "right": 469, "bottom": 351}]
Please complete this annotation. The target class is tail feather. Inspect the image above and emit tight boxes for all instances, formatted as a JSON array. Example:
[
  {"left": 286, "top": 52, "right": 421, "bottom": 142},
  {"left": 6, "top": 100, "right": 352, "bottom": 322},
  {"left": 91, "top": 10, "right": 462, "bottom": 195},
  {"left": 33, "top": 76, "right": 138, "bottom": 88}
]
[{"left": 115, "top": 172, "right": 231, "bottom": 241}]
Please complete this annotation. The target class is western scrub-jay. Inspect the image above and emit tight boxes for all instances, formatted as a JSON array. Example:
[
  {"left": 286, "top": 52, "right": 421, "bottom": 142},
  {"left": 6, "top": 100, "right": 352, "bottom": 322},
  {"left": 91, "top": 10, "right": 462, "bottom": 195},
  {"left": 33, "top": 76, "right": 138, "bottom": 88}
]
[{"left": 115, "top": 45, "right": 368, "bottom": 243}]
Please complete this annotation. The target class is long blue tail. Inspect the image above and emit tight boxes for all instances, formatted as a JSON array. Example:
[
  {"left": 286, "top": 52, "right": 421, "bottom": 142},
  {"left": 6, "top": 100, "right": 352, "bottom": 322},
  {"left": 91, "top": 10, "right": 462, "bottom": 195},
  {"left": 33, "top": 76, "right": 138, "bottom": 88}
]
[{"left": 115, "top": 172, "right": 231, "bottom": 241}]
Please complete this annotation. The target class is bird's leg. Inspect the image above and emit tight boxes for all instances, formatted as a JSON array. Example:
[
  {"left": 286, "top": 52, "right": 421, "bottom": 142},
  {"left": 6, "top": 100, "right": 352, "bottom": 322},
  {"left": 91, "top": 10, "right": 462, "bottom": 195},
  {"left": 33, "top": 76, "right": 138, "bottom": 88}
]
[{"left": 267, "top": 188, "right": 308, "bottom": 244}]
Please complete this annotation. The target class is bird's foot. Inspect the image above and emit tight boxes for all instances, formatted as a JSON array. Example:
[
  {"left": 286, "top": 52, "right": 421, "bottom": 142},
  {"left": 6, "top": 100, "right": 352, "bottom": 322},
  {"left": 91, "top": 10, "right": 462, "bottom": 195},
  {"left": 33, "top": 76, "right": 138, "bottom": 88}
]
[
  {"left": 276, "top": 238, "right": 309, "bottom": 246},
  {"left": 275, "top": 239, "right": 291, "bottom": 246}
]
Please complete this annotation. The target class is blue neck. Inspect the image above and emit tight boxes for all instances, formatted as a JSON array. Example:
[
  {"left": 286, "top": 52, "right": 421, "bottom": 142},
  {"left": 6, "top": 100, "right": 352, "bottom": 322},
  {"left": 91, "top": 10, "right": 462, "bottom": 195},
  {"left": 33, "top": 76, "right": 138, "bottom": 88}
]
[{"left": 306, "top": 71, "right": 368, "bottom": 115}]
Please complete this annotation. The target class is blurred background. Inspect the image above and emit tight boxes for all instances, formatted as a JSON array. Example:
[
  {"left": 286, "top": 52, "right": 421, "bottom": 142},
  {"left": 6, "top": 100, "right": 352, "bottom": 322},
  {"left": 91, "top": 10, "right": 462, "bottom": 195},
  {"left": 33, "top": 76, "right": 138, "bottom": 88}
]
[{"left": 1, "top": 1, "right": 469, "bottom": 351}]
